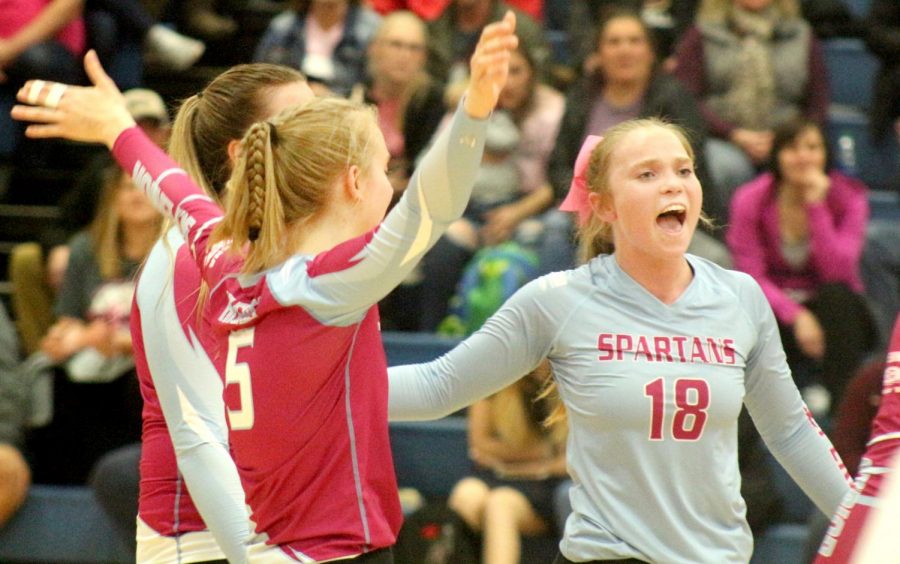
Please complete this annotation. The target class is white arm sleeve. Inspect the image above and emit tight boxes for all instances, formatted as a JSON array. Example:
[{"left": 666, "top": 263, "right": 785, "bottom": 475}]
[
  {"left": 137, "top": 234, "right": 250, "bottom": 563},
  {"left": 741, "top": 282, "right": 852, "bottom": 517},
  {"left": 388, "top": 276, "right": 562, "bottom": 420},
  {"left": 268, "top": 102, "right": 488, "bottom": 326}
]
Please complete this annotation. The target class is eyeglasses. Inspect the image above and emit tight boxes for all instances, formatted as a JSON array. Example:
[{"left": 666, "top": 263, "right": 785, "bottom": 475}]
[{"left": 380, "top": 39, "right": 426, "bottom": 53}]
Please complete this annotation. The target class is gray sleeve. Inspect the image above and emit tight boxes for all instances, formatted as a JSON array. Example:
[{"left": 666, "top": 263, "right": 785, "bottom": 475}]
[
  {"left": 137, "top": 239, "right": 250, "bottom": 563},
  {"left": 741, "top": 281, "right": 852, "bottom": 517},
  {"left": 0, "top": 303, "right": 25, "bottom": 446},
  {"left": 388, "top": 277, "right": 559, "bottom": 420},
  {"left": 267, "top": 102, "right": 488, "bottom": 326},
  {"left": 54, "top": 232, "right": 98, "bottom": 320}
]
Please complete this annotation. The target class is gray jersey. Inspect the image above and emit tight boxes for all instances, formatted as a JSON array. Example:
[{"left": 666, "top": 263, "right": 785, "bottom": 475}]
[{"left": 389, "top": 253, "right": 852, "bottom": 563}]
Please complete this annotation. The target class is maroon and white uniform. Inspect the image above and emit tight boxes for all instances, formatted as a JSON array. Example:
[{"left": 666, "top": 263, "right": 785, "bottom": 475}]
[
  {"left": 112, "top": 104, "right": 487, "bottom": 561},
  {"left": 816, "top": 315, "right": 900, "bottom": 562},
  {"left": 132, "top": 227, "right": 250, "bottom": 563}
]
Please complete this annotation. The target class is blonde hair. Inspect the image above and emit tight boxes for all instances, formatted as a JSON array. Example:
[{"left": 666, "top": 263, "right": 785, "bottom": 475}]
[
  {"left": 491, "top": 361, "right": 567, "bottom": 449},
  {"left": 89, "top": 162, "right": 162, "bottom": 280},
  {"left": 168, "top": 64, "right": 307, "bottom": 201},
  {"left": 698, "top": 0, "right": 800, "bottom": 22},
  {"left": 212, "top": 97, "right": 380, "bottom": 273},
  {"left": 575, "top": 118, "right": 705, "bottom": 263}
]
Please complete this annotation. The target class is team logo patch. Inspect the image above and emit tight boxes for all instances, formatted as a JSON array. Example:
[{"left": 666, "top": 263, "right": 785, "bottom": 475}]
[{"left": 219, "top": 292, "right": 261, "bottom": 325}]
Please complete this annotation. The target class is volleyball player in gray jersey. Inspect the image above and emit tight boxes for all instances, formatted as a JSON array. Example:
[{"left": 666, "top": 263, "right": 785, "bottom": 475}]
[{"left": 389, "top": 124, "right": 853, "bottom": 563}]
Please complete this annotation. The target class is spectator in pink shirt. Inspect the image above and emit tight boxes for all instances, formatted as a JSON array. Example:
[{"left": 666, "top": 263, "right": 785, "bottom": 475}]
[
  {"left": 727, "top": 118, "right": 876, "bottom": 414},
  {"left": 0, "top": 0, "right": 85, "bottom": 162}
]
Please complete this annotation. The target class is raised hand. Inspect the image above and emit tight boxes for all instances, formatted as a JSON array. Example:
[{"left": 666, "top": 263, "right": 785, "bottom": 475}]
[
  {"left": 10, "top": 50, "right": 135, "bottom": 148},
  {"left": 463, "top": 11, "right": 518, "bottom": 120}
]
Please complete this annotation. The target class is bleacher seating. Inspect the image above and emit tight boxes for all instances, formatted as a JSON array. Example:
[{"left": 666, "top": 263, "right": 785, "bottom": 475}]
[
  {"left": 842, "top": 0, "right": 872, "bottom": 19},
  {"left": 827, "top": 106, "right": 900, "bottom": 192},
  {"left": 382, "top": 330, "right": 460, "bottom": 367},
  {"left": 824, "top": 38, "right": 878, "bottom": 110},
  {"left": 0, "top": 485, "right": 130, "bottom": 563}
]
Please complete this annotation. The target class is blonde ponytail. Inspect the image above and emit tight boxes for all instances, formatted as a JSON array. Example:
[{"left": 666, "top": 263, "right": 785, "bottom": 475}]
[{"left": 212, "top": 97, "right": 379, "bottom": 274}]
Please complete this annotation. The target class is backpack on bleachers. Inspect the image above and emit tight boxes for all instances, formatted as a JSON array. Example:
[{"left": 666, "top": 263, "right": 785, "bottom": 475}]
[{"left": 437, "top": 241, "right": 539, "bottom": 337}]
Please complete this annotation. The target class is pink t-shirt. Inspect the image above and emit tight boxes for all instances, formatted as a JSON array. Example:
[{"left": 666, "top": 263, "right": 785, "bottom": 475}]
[
  {"left": 0, "top": 0, "right": 85, "bottom": 56},
  {"left": 304, "top": 14, "right": 344, "bottom": 58},
  {"left": 377, "top": 97, "right": 405, "bottom": 160}
]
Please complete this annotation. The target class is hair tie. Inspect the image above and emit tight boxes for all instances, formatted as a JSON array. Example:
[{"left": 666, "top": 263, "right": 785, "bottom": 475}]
[
  {"left": 268, "top": 122, "right": 279, "bottom": 147},
  {"left": 248, "top": 226, "right": 261, "bottom": 242},
  {"left": 559, "top": 135, "right": 603, "bottom": 226}
]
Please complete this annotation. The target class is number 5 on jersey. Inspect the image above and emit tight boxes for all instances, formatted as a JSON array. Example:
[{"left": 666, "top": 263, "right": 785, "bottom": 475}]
[
  {"left": 226, "top": 328, "right": 255, "bottom": 431},
  {"left": 644, "top": 377, "right": 710, "bottom": 441}
]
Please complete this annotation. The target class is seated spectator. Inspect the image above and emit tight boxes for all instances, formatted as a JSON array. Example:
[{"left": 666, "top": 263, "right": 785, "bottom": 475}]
[
  {"left": 85, "top": 0, "right": 205, "bottom": 90},
  {"left": 427, "top": 0, "right": 548, "bottom": 87},
  {"left": 727, "top": 118, "right": 876, "bottom": 414},
  {"left": 354, "top": 10, "right": 444, "bottom": 196},
  {"left": 568, "top": 0, "right": 700, "bottom": 69},
  {"left": 9, "top": 88, "right": 169, "bottom": 355},
  {"left": 0, "top": 0, "right": 85, "bottom": 167},
  {"left": 486, "top": 43, "right": 562, "bottom": 247},
  {"left": 547, "top": 9, "right": 729, "bottom": 265},
  {"left": 254, "top": 0, "right": 381, "bottom": 97},
  {"left": 417, "top": 42, "right": 564, "bottom": 330},
  {"left": 27, "top": 158, "right": 161, "bottom": 484},
  {"left": 674, "top": 0, "right": 829, "bottom": 216},
  {"left": 865, "top": 0, "right": 900, "bottom": 144},
  {"left": 0, "top": 302, "right": 29, "bottom": 528},
  {"left": 448, "top": 360, "right": 566, "bottom": 564}
]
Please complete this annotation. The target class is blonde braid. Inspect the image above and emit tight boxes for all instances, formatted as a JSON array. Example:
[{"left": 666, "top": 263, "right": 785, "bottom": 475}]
[{"left": 245, "top": 122, "right": 272, "bottom": 242}]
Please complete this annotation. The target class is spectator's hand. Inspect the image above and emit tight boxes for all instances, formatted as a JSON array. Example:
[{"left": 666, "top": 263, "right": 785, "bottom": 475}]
[
  {"left": 799, "top": 167, "right": 830, "bottom": 204},
  {"left": 41, "top": 318, "right": 87, "bottom": 362},
  {"left": 481, "top": 203, "right": 522, "bottom": 245},
  {"left": 11, "top": 50, "right": 134, "bottom": 148},
  {"left": 794, "top": 309, "right": 825, "bottom": 360},
  {"left": 731, "top": 128, "right": 773, "bottom": 164},
  {"left": 464, "top": 11, "right": 518, "bottom": 119},
  {"left": 81, "top": 320, "right": 117, "bottom": 357}
]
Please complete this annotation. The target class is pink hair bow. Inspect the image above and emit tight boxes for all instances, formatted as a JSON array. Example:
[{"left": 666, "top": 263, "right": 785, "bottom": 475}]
[{"left": 559, "top": 135, "right": 603, "bottom": 226}]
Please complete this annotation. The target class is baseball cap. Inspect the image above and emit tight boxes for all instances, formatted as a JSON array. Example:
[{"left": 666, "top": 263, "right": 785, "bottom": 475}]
[{"left": 123, "top": 88, "right": 170, "bottom": 126}]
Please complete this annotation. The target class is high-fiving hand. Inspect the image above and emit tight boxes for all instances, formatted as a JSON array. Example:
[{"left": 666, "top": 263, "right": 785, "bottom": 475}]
[
  {"left": 11, "top": 50, "right": 135, "bottom": 148},
  {"left": 463, "top": 11, "right": 519, "bottom": 120}
]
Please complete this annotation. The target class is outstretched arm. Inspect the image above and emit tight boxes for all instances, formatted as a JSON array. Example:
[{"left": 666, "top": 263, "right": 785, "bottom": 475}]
[
  {"left": 389, "top": 275, "right": 565, "bottom": 420},
  {"left": 269, "top": 13, "right": 521, "bottom": 324},
  {"left": 741, "top": 282, "right": 852, "bottom": 517},
  {"left": 11, "top": 51, "right": 222, "bottom": 266}
]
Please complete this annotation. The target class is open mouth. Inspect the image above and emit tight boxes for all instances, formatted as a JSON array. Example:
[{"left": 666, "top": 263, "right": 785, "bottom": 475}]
[{"left": 656, "top": 204, "right": 687, "bottom": 234}]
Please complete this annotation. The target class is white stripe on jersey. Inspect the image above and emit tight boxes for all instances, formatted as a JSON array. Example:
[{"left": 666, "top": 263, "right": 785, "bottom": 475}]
[
  {"left": 398, "top": 175, "right": 433, "bottom": 268},
  {"left": 136, "top": 517, "right": 224, "bottom": 563},
  {"left": 191, "top": 216, "right": 223, "bottom": 256},
  {"left": 867, "top": 432, "right": 900, "bottom": 447},
  {"left": 850, "top": 453, "right": 900, "bottom": 563}
]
